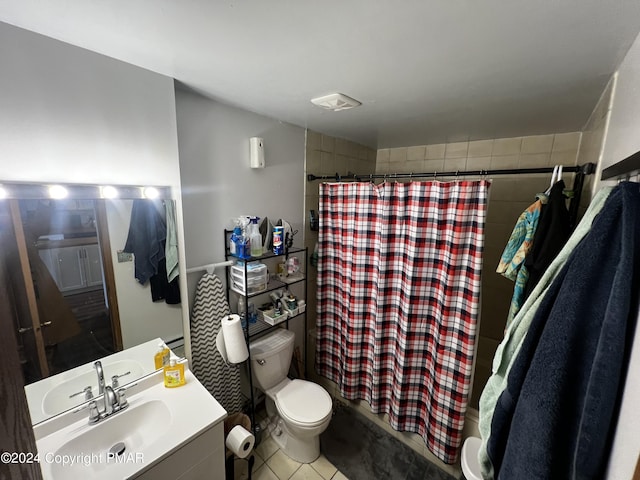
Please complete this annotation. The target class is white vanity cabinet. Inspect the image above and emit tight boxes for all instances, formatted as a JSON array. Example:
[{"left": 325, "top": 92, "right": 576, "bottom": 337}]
[
  {"left": 38, "top": 243, "right": 104, "bottom": 292},
  {"left": 134, "top": 422, "right": 225, "bottom": 480}
]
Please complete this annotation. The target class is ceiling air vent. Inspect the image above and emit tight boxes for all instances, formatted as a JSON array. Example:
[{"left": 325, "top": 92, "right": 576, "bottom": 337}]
[{"left": 310, "top": 93, "right": 361, "bottom": 111}]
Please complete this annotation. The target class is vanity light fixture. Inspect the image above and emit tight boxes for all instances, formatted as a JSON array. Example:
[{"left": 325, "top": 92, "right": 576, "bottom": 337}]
[
  {"left": 48, "top": 185, "right": 68, "bottom": 199},
  {"left": 101, "top": 185, "right": 119, "bottom": 199},
  {"left": 143, "top": 186, "right": 160, "bottom": 199},
  {"left": 310, "top": 93, "right": 361, "bottom": 111}
]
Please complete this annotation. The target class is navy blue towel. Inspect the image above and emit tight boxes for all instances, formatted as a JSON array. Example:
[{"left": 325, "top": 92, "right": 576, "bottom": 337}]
[{"left": 123, "top": 199, "right": 166, "bottom": 285}]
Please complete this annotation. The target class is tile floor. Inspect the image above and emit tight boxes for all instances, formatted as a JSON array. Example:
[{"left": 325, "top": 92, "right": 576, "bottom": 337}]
[
  {"left": 233, "top": 436, "right": 349, "bottom": 480},
  {"left": 233, "top": 410, "right": 349, "bottom": 480}
]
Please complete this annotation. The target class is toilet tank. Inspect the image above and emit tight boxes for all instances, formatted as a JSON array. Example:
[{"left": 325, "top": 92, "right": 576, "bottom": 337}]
[{"left": 249, "top": 329, "right": 295, "bottom": 391}]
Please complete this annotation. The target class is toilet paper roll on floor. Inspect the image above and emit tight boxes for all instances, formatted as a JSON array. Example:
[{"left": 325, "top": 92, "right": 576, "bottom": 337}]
[
  {"left": 216, "top": 314, "right": 249, "bottom": 364},
  {"left": 225, "top": 425, "right": 255, "bottom": 458}
]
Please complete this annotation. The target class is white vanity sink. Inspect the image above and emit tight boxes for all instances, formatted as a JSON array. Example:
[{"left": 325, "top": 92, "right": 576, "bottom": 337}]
[
  {"left": 35, "top": 368, "right": 227, "bottom": 480},
  {"left": 49, "top": 399, "right": 171, "bottom": 478}
]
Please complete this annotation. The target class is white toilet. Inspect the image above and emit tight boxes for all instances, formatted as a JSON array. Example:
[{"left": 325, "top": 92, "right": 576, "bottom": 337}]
[
  {"left": 249, "top": 329, "right": 333, "bottom": 463},
  {"left": 461, "top": 436, "right": 483, "bottom": 480}
]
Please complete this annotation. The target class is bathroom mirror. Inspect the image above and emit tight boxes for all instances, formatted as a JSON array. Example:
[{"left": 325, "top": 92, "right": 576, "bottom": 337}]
[{"left": 0, "top": 184, "right": 186, "bottom": 424}]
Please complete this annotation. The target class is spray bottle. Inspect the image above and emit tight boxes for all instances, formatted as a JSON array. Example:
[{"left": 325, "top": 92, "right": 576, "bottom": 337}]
[{"left": 248, "top": 216, "right": 263, "bottom": 257}]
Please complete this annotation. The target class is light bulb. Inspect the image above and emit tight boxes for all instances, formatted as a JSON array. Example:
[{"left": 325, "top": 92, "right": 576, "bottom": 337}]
[
  {"left": 49, "top": 185, "right": 68, "bottom": 199},
  {"left": 101, "top": 185, "right": 118, "bottom": 198},
  {"left": 143, "top": 187, "right": 159, "bottom": 199}
]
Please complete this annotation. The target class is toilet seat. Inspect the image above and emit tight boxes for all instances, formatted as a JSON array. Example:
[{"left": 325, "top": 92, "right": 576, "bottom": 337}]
[
  {"left": 461, "top": 436, "right": 482, "bottom": 480},
  {"left": 274, "top": 380, "right": 332, "bottom": 427}
]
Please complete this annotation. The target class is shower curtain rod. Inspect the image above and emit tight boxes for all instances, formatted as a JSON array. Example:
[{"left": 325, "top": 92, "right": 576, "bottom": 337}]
[{"left": 306, "top": 163, "right": 596, "bottom": 182}]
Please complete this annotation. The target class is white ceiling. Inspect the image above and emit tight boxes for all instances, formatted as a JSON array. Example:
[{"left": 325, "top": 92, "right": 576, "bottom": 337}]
[{"left": 1, "top": 1, "right": 640, "bottom": 149}]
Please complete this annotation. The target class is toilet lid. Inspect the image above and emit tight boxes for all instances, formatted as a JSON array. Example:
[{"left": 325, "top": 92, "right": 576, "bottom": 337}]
[{"left": 275, "top": 380, "right": 332, "bottom": 425}]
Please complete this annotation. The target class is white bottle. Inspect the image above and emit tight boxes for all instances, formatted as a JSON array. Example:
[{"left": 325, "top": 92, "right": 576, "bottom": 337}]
[{"left": 248, "top": 217, "right": 263, "bottom": 257}]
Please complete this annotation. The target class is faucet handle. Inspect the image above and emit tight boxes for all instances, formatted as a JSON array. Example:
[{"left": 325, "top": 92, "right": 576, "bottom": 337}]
[
  {"left": 88, "top": 401, "right": 100, "bottom": 424},
  {"left": 111, "top": 371, "right": 131, "bottom": 389},
  {"left": 69, "top": 386, "right": 94, "bottom": 400},
  {"left": 117, "top": 388, "right": 129, "bottom": 409}
]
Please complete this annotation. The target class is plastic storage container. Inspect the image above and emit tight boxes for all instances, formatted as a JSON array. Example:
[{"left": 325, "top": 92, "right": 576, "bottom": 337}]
[{"left": 230, "top": 261, "right": 268, "bottom": 295}]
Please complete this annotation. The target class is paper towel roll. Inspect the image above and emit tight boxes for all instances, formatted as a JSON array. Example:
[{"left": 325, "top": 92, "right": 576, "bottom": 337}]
[
  {"left": 225, "top": 425, "right": 255, "bottom": 458},
  {"left": 221, "top": 314, "right": 249, "bottom": 364}
]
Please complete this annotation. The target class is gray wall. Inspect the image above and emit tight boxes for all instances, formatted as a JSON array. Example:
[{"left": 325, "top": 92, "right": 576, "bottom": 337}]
[{"left": 175, "top": 89, "right": 306, "bottom": 304}]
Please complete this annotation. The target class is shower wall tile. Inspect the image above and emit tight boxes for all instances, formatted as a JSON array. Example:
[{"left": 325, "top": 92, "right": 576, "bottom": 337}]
[
  {"left": 376, "top": 161, "right": 390, "bottom": 174},
  {"left": 490, "top": 154, "right": 519, "bottom": 169},
  {"left": 335, "top": 138, "right": 350, "bottom": 156},
  {"left": 320, "top": 134, "right": 335, "bottom": 153},
  {"left": 519, "top": 153, "right": 551, "bottom": 168},
  {"left": 445, "top": 141, "right": 469, "bottom": 158},
  {"left": 550, "top": 150, "right": 578, "bottom": 167},
  {"left": 407, "top": 145, "right": 426, "bottom": 161},
  {"left": 426, "top": 143, "right": 446, "bottom": 159},
  {"left": 395, "top": 159, "right": 425, "bottom": 174},
  {"left": 307, "top": 130, "right": 322, "bottom": 151},
  {"left": 336, "top": 154, "right": 351, "bottom": 175},
  {"left": 552, "top": 132, "right": 581, "bottom": 152},
  {"left": 492, "top": 137, "right": 522, "bottom": 156},
  {"left": 377, "top": 148, "right": 391, "bottom": 162},
  {"left": 389, "top": 147, "right": 408, "bottom": 163},
  {"left": 358, "top": 145, "right": 370, "bottom": 160},
  {"left": 443, "top": 157, "right": 466, "bottom": 172},
  {"left": 488, "top": 178, "right": 519, "bottom": 201},
  {"left": 521, "top": 134, "right": 554, "bottom": 154},
  {"left": 306, "top": 149, "right": 321, "bottom": 175},
  {"left": 424, "top": 159, "right": 445, "bottom": 173},
  {"left": 320, "top": 152, "right": 335, "bottom": 175},
  {"left": 466, "top": 156, "right": 492, "bottom": 170},
  {"left": 468, "top": 139, "right": 494, "bottom": 157}
]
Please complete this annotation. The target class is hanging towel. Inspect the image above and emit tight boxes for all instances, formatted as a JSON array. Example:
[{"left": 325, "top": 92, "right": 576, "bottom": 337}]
[
  {"left": 190, "top": 273, "right": 244, "bottom": 413},
  {"left": 521, "top": 180, "right": 571, "bottom": 300},
  {"left": 487, "top": 182, "right": 640, "bottom": 479},
  {"left": 123, "top": 199, "right": 167, "bottom": 285},
  {"left": 477, "top": 186, "right": 613, "bottom": 479},
  {"left": 165, "top": 200, "right": 179, "bottom": 283},
  {"left": 496, "top": 199, "right": 542, "bottom": 327}
]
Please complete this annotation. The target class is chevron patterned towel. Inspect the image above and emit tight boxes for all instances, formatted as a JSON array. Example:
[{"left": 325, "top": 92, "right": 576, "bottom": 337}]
[{"left": 190, "top": 273, "right": 244, "bottom": 413}]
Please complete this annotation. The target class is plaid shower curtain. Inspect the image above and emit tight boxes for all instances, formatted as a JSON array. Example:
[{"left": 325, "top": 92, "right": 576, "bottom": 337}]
[{"left": 315, "top": 180, "right": 489, "bottom": 464}]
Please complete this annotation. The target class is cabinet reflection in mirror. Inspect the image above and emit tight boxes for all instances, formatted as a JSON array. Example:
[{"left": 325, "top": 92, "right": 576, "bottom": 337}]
[{"left": 0, "top": 191, "right": 185, "bottom": 424}]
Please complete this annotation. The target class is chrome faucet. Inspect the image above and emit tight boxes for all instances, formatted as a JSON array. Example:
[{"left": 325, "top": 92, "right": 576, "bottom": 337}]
[
  {"left": 94, "top": 360, "right": 105, "bottom": 394},
  {"left": 103, "top": 386, "right": 118, "bottom": 415},
  {"left": 84, "top": 361, "right": 129, "bottom": 424}
]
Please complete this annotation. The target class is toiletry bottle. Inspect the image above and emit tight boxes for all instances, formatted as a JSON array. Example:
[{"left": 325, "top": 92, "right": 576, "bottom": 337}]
[
  {"left": 248, "top": 216, "right": 262, "bottom": 257},
  {"left": 164, "top": 359, "right": 186, "bottom": 388},
  {"left": 238, "top": 226, "right": 250, "bottom": 259},
  {"left": 273, "top": 226, "right": 284, "bottom": 254},
  {"left": 154, "top": 343, "right": 170, "bottom": 369},
  {"left": 230, "top": 225, "right": 239, "bottom": 256}
]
